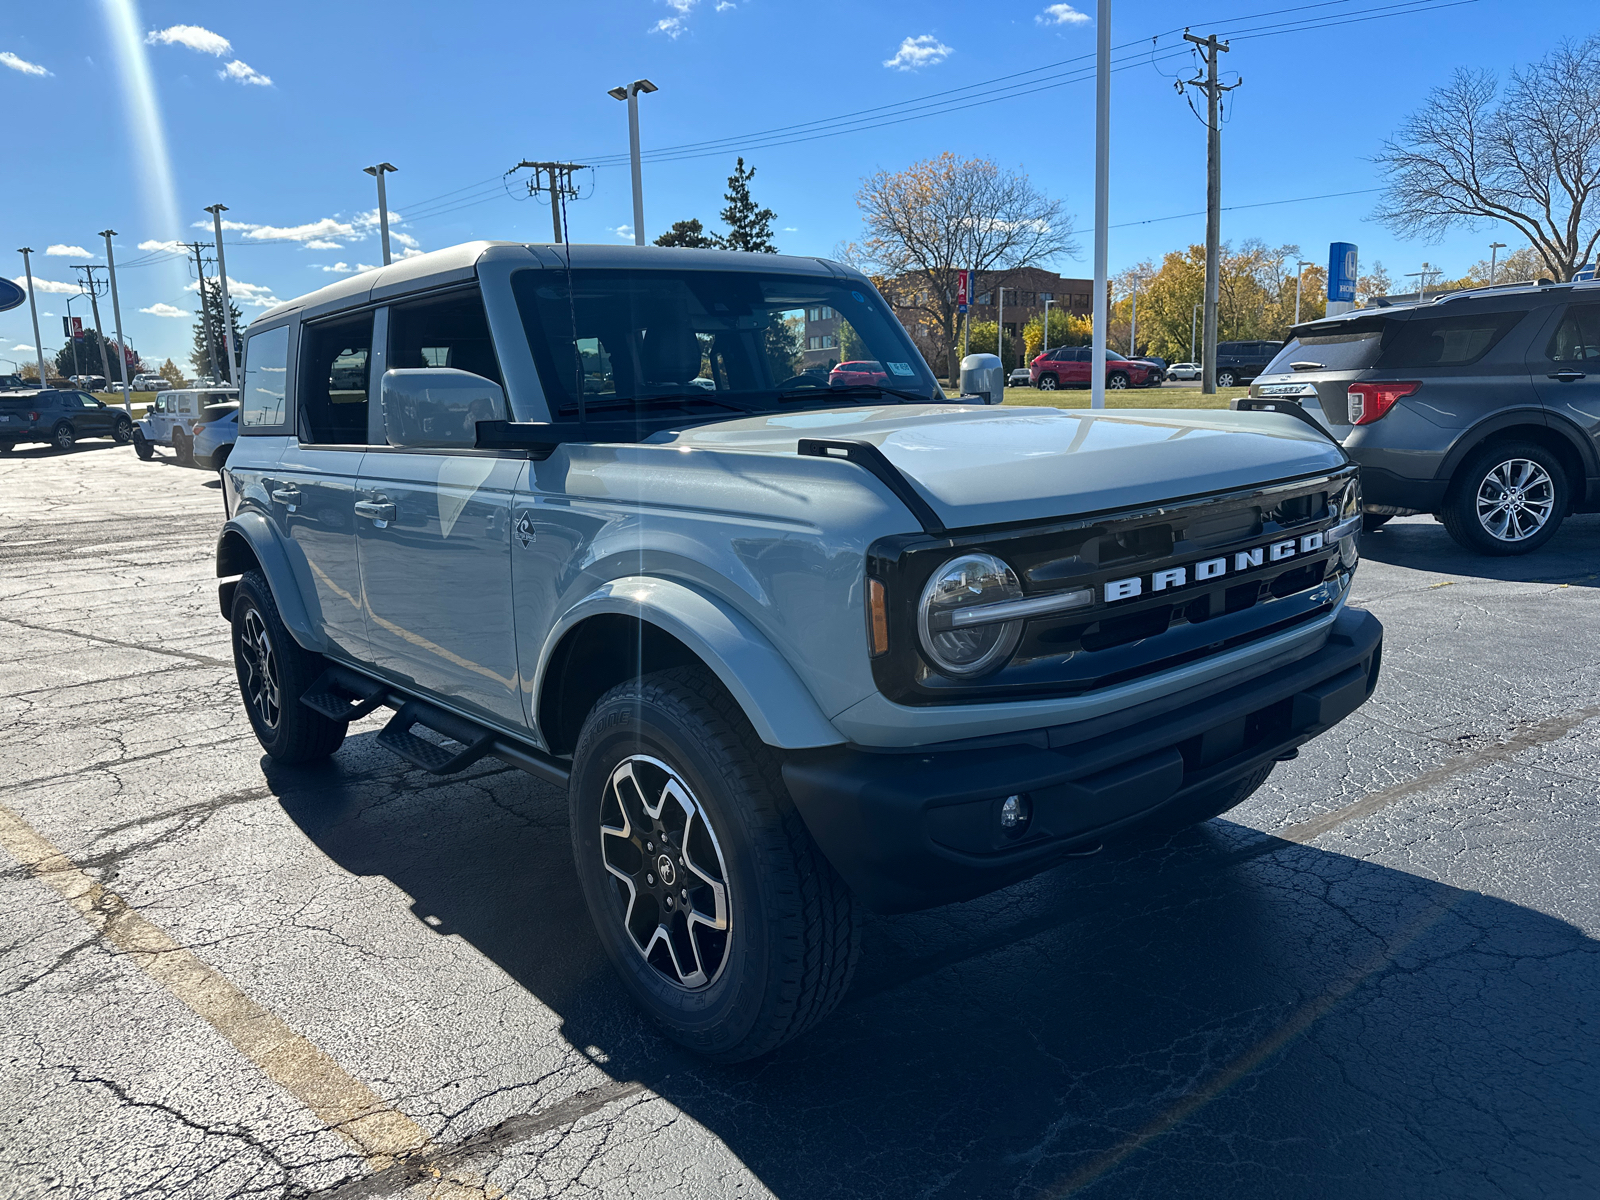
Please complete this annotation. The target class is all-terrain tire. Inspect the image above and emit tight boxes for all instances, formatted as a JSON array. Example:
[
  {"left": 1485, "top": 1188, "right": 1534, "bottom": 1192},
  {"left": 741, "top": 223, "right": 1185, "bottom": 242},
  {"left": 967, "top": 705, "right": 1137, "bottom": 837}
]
[
  {"left": 1441, "top": 440, "right": 1569, "bottom": 556},
  {"left": 132, "top": 431, "right": 154, "bottom": 460},
  {"left": 1120, "top": 761, "right": 1277, "bottom": 844},
  {"left": 173, "top": 431, "right": 193, "bottom": 466},
  {"left": 230, "top": 570, "right": 346, "bottom": 764},
  {"left": 570, "top": 666, "right": 860, "bottom": 1062}
]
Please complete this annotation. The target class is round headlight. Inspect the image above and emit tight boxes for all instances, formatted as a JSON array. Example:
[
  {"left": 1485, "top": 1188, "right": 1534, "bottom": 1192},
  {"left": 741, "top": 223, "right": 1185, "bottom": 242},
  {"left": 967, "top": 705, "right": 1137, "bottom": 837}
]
[{"left": 917, "top": 553, "right": 1025, "bottom": 678}]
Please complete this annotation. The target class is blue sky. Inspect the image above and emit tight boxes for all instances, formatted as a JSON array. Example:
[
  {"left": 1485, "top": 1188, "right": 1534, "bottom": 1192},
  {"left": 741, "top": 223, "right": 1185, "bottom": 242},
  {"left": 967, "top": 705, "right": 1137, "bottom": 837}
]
[{"left": 0, "top": 0, "right": 1585, "bottom": 371}]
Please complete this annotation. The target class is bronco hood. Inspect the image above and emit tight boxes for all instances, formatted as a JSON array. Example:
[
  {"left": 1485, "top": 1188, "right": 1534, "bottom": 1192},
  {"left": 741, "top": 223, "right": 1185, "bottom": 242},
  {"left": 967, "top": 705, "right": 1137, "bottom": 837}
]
[{"left": 662, "top": 403, "right": 1347, "bottom": 530}]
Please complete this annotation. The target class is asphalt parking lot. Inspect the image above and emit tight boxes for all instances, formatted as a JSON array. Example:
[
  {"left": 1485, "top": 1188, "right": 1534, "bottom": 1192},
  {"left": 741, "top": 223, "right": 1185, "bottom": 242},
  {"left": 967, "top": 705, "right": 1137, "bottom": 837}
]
[{"left": 3, "top": 440, "right": 1598, "bottom": 1199}]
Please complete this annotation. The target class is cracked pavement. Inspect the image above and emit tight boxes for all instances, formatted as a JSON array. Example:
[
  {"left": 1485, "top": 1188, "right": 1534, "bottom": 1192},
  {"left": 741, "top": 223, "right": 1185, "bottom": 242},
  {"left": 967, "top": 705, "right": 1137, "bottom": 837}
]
[{"left": 2, "top": 441, "right": 1598, "bottom": 1198}]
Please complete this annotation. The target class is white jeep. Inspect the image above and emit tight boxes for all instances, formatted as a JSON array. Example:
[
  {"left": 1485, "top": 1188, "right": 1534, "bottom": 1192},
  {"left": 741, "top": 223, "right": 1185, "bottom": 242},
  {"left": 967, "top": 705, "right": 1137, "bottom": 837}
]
[{"left": 132, "top": 387, "right": 237, "bottom": 464}]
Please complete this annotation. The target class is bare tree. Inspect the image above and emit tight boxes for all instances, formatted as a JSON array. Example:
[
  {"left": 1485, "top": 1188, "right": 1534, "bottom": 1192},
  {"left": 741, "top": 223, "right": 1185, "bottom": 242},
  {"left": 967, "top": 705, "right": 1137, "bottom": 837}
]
[
  {"left": 846, "top": 153, "right": 1077, "bottom": 379},
  {"left": 1375, "top": 36, "right": 1600, "bottom": 282}
]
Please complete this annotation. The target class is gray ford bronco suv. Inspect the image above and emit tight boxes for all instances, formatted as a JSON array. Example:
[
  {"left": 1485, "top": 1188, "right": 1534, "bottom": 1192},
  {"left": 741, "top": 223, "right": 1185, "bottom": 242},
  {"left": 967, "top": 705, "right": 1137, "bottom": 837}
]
[{"left": 218, "top": 242, "right": 1381, "bottom": 1060}]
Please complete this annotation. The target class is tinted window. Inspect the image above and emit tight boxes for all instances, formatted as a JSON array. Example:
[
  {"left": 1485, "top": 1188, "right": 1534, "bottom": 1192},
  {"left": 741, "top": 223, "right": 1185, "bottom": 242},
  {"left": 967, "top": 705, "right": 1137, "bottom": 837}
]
[
  {"left": 1377, "top": 309, "right": 1525, "bottom": 368},
  {"left": 1264, "top": 332, "right": 1384, "bottom": 374},
  {"left": 202, "top": 404, "right": 239, "bottom": 421},
  {"left": 1547, "top": 304, "right": 1600, "bottom": 362},
  {"left": 388, "top": 288, "right": 504, "bottom": 384},
  {"left": 240, "top": 327, "right": 289, "bottom": 428},
  {"left": 299, "top": 314, "right": 372, "bottom": 445}
]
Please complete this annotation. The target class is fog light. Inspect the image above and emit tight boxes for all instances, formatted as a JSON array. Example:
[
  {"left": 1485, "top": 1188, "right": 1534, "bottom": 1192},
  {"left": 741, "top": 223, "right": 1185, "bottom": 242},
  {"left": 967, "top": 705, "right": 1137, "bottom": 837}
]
[{"left": 999, "top": 793, "right": 1032, "bottom": 831}]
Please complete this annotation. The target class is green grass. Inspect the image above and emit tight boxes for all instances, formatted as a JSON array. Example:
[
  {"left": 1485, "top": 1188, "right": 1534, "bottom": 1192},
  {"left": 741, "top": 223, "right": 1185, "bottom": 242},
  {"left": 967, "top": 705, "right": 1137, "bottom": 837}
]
[{"left": 943, "top": 385, "right": 1249, "bottom": 409}]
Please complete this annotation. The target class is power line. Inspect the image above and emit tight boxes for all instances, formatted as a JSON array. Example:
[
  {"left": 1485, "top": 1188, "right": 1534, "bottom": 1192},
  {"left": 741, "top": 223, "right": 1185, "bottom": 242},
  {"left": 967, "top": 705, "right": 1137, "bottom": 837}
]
[{"left": 1110, "top": 186, "right": 1383, "bottom": 228}]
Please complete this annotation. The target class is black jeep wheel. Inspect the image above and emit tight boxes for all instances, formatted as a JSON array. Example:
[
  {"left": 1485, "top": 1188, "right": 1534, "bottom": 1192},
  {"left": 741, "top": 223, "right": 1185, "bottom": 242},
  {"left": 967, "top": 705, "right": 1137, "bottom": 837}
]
[
  {"left": 570, "top": 666, "right": 859, "bottom": 1062},
  {"left": 1120, "top": 761, "right": 1277, "bottom": 844},
  {"left": 132, "top": 430, "right": 154, "bottom": 461},
  {"left": 113, "top": 417, "right": 133, "bottom": 444},
  {"left": 173, "top": 431, "right": 193, "bottom": 466},
  {"left": 51, "top": 422, "right": 75, "bottom": 452},
  {"left": 1441, "top": 440, "right": 1568, "bottom": 556},
  {"left": 231, "top": 571, "right": 346, "bottom": 764}
]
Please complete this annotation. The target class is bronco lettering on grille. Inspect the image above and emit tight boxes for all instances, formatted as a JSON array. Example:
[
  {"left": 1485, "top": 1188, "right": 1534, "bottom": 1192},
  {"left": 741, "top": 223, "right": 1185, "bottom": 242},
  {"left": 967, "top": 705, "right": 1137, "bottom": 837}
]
[{"left": 1104, "top": 530, "right": 1326, "bottom": 603}]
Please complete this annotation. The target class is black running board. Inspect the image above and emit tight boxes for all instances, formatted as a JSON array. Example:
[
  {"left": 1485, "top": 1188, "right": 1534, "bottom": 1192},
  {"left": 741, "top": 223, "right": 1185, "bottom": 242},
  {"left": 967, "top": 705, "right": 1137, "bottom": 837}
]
[{"left": 297, "top": 666, "right": 571, "bottom": 788}]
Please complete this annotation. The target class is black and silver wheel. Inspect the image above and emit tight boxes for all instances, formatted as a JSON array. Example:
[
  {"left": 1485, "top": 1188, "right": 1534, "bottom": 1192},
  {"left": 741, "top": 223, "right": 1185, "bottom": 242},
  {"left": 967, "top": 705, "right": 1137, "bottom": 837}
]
[
  {"left": 1037, "top": 373, "right": 1058, "bottom": 391},
  {"left": 230, "top": 571, "right": 346, "bottom": 763},
  {"left": 113, "top": 418, "right": 134, "bottom": 444},
  {"left": 51, "top": 422, "right": 75, "bottom": 452},
  {"left": 570, "top": 666, "right": 859, "bottom": 1061},
  {"left": 1216, "top": 370, "right": 1238, "bottom": 388},
  {"left": 1442, "top": 441, "right": 1568, "bottom": 556},
  {"left": 1107, "top": 371, "right": 1129, "bottom": 389}
]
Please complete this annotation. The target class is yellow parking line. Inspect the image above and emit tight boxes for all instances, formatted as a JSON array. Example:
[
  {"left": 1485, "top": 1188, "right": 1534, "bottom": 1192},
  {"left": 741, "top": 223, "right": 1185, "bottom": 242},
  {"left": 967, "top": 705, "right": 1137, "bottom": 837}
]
[{"left": 0, "top": 800, "right": 496, "bottom": 1193}]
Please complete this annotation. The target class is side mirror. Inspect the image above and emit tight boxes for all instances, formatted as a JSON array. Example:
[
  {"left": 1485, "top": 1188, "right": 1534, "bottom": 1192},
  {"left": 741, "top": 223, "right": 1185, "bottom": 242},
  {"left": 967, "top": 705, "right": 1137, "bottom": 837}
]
[{"left": 380, "top": 368, "right": 507, "bottom": 449}]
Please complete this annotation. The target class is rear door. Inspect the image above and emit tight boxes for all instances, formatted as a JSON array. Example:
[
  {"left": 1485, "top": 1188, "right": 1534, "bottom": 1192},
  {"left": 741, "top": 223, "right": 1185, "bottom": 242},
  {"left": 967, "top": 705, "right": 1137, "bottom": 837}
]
[{"left": 1531, "top": 301, "right": 1600, "bottom": 466}]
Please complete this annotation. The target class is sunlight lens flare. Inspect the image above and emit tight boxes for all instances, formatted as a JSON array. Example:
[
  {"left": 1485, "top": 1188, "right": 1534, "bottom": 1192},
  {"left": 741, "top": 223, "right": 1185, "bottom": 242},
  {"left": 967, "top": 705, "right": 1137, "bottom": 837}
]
[{"left": 101, "top": 0, "right": 182, "bottom": 270}]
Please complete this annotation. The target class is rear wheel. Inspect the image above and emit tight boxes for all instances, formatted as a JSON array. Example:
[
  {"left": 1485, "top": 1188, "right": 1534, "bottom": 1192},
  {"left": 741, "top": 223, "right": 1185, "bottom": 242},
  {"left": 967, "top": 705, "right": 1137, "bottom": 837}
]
[
  {"left": 1037, "top": 374, "right": 1058, "bottom": 391},
  {"left": 570, "top": 666, "right": 859, "bottom": 1062},
  {"left": 113, "top": 417, "right": 133, "bottom": 444},
  {"left": 51, "top": 423, "right": 75, "bottom": 452},
  {"left": 1441, "top": 441, "right": 1568, "bottom": 556},
  {"left": 173, "top": 431, "right": 193, "bottom": 466},
  {"left": 1216, "top": 370, "right": 1238, "bottom": 388},
  {"left": 230, "top": 571, "right": 346, "bottom": 764}
]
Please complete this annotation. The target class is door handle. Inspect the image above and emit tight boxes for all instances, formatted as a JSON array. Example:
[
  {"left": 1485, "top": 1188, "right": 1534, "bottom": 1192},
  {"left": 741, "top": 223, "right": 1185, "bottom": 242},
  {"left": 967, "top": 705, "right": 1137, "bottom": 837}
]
[
  {"left": 1547, "top": 369, "right": 1587, "bottom": 383},
  {"left": 354, "top": 499, "right": 397, "bottom": 527},
  {"left": 270, "top": 488, "right": 302, "bottom": 510}
]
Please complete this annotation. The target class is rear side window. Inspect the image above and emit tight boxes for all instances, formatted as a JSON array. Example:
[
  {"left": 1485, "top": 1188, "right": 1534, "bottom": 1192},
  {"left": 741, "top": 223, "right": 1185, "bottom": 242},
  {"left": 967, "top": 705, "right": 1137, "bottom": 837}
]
[
  {"left": 299, "top": 313, "right": 373, "bottom": 445},
  {"left": 240, "top": 327, "right": 289, "bottom": 429},
  {"left": 1547, "top": 304, "right": 1600, "bottom": 362},
  {"left": 1376, "top": 310, "right": 1525, "bottom": 369},
  {"left": 1264, "top": 332, "right": 1383, "bottom": 374}
]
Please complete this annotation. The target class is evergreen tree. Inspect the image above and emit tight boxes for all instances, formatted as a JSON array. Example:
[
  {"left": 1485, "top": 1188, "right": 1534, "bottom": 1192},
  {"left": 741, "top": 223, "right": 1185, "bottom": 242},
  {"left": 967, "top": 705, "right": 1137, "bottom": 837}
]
[
  {"left": 716, "top": 158, "right": 777, "bottom": 253},
  {"left": 54, "top": 327, "right": 119, "bottom": 381},
  {"left": 158, "top": 358, "right": 186, "bottom": 386},
  {"left": 189, "top": 278, "right": 244, "bottom": 381},
  {"left": 655, "top": 219, "right": 718, "bottom": 248}
]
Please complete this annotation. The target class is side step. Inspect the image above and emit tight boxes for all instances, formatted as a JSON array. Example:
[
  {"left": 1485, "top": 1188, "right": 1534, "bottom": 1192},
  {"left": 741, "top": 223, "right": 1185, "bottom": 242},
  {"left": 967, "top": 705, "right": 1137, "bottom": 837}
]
[
  {"left": 376, "top": 700, "right": 497, "bottom": 775},
  {"left": 301, "top": 666, "right": 389, "bottom": 722}
]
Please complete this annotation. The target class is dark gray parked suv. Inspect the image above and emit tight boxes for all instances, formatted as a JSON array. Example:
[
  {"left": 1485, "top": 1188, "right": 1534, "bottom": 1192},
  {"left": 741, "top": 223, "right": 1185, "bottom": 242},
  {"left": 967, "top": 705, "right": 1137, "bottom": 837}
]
[
  {"left": 1248, "top": 280, "right": 1600, "bottom": 555},
  {"left": 0, "top": 388, "right": 134, "bottom": 453}
]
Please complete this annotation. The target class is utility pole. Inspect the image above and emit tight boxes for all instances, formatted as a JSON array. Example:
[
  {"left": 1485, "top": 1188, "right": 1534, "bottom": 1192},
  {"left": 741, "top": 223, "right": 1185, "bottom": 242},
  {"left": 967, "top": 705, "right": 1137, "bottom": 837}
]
[
  {"left": 963, "top": 270, "right": 974, "bottom": 362},
  {"left": 205, "top": 205, "right": 240, "bottom": 387},
  {"left": 1129, "top": 285, "right": 1137, "bottom": 356},
  {"left": 997, "top": 285, "right": 1008, "bottom": 371},
  {"left": 190, "top": 241, "right": 219, "bottom": 385},
  {"left": 516, "top": 162, "right": 590, "bottom": 243},
  {"left": 72, "top": 264, "right": 115, "bottom": 387},
  {"left": 607, "top": 80, "right": 659, "bottom": 246},
  {"left": 1191, "top": 301, "right": 1201, "bottom": 364},
  {"left": 363, "top": 163, "right": 398, "bottom": 265},
  {"left": 1090, "top": 0, "right": 1111, "bottom": 409},
  {"left": 1293, "top": 258, "right": 1315, "bottom": 325},
  {"left": 1179, "top": 31, "right": 1239, "bottom": 396},
  {"left": 100, "top": 230, "right": 131, "bottom": 412},
  {"left": 17, "top": 248, "right": 49, "bottom": 385},
  {"left": 1489, "top": 241, "right": 1506, "bottom": 284}
]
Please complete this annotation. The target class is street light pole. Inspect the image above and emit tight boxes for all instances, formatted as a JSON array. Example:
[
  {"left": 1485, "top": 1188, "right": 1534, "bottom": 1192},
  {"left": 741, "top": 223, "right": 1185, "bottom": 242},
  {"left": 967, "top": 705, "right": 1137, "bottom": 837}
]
[
  {"left": 205, "top": 205, "right": 240, "bottom": 387},
  {"left": 608, "top": 80, "right": 658, "bottom": 246},
  {"left": 1489, "top": 241, "right": 1506, "bottom": 284},
  {"left": 1090, "top": 0, "right": 1111, "bottom": 409},
  {"left": 1042, "top": 295, "right": 1054, "bottom": 357},
  {"left": 362, "top": 163, "right": 398, "bottom": 265},
  {"left": 100, "top": 230, "right": 131, "bottom": 412},
  {"left": 64, "top": 293, "right": 85, "bottom": 382},
  {"left": 17, "top": 248, "right": 49, "bottom": 385},
  {"left": 1293, "top": 259, "right": 1315, "bottom": 325}
]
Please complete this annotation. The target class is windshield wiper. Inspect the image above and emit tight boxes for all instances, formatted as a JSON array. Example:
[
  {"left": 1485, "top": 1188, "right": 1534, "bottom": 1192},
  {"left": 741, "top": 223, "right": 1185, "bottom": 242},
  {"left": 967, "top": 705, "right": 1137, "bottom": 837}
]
[{"left": 780, "top": 383, "right": 942, "bottom": 405}]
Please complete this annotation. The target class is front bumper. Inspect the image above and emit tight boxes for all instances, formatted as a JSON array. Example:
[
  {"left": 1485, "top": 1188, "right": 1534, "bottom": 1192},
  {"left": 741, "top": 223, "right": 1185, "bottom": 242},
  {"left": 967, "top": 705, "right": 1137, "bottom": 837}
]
[{"left": 783, "top": 605, "right": 1382, "bottom": 913}]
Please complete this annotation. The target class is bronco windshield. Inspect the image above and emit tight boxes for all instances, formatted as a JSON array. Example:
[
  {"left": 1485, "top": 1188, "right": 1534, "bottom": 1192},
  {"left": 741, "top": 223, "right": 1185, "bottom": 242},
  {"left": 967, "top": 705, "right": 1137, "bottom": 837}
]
[{"left": 512, "top": 268, "right": 943, "bottom": 421}]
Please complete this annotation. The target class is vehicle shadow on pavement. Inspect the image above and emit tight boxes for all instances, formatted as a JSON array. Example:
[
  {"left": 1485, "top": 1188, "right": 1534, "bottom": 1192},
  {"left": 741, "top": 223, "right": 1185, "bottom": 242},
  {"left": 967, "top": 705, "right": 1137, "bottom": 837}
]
[
  {"left": 268, "top": 747, "right": 1600, "bottom": 1199},
  {"left": 1360, "top": 512, "right": 1600, "bottom": 587},
  {"left": 0, "top": 441, "right": 126, "bottom": 459}
]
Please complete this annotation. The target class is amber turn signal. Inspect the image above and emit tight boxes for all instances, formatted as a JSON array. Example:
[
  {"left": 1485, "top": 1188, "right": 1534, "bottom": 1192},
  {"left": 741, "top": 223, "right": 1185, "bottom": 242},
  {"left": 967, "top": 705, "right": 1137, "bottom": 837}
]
[{"left": 866, "top": 578, "right": 889, "bottom": 657}]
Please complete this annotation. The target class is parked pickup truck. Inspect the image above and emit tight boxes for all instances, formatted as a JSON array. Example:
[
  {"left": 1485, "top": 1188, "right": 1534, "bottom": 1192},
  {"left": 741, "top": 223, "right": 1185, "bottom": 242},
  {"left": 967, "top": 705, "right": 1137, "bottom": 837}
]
[
  {"left": 133, "top": 387, "right": 237, "bottom": 464},
  {"left": 217, "top": 242, "right": 1382, "bottom": 1061}
]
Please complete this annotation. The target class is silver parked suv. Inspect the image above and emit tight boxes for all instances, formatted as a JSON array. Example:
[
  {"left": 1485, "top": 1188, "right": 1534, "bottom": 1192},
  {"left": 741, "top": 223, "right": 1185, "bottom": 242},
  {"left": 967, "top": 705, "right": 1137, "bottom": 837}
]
[
  {"left": 218, "top": 242, "right": 1382, "bottom": 1059},
  {"left": 1249, "top": 279, "right": 1600, "bottom": 554}
]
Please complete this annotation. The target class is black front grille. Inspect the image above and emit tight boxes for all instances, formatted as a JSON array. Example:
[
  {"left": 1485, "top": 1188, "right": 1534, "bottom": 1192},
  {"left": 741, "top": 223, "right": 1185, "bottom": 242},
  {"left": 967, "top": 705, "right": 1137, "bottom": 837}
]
[{"left": 867, "top": 467, "right": 1357, "bottom": 705}]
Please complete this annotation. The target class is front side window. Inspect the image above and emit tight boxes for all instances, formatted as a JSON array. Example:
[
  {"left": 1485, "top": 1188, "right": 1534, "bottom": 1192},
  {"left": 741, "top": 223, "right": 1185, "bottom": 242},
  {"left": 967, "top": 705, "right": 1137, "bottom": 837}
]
[
  {"left": 299, "top": 314, "right": 372, "bottom": 445},
  {"left": 512, "top": 268, "right": 940, "bottom": 422},
  {"left": 1378, "top": 309, "right": 1525, "bottom": 368},
  {"left": 240, "top": 326, "right": 289, "bottom": 428},
  {"left": 388, "top": 289, "right": 504, "bottom": 383},
  {"left": 1547, "top": 304, "right": 1600, "bottom": 362}
]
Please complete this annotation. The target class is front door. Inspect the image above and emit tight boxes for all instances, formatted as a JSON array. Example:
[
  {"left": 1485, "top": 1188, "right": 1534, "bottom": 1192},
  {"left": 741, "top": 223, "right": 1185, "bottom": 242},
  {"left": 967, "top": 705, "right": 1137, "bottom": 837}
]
[
  {"left": 1532, "top": 301, "right": 1600, "bottom": 466},
  {"left": 68, "top": 392, "right": 111, "bottom": 435}
]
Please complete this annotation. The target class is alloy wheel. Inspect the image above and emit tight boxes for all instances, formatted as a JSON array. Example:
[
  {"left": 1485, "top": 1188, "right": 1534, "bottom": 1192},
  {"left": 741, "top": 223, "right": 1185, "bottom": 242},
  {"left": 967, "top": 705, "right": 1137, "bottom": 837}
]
[
  {"left": 240, "top": 608, "right": 282, "bottom": 729},
  {"left": 1108, "top": 373, "right": 1128, "bottom": 389},
  {"left": 1039, "top": 376, "right": 1057, "bottom": 391},
  {"left": 53, "top": 425, "right": 74, "bottom": 451},
  {"left": 1476, "top": 458, "right": 1555, "bottom": 542},
  {"left": 599, "top": 754, "right": 732, "bottom": 990}
]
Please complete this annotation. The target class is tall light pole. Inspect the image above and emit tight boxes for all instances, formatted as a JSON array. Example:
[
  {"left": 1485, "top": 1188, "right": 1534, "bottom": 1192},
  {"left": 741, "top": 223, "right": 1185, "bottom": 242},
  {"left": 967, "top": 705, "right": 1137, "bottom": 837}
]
[
  {"left": 1042, "top": 294, "right": 1054, "bottom": 357},
  {"left": 608, "top": 79, "right": 658, "bottom": 246},
  {"left": 1191, "top": 301, "right": 1201, "bottom": 364},
  {"left": 1489, "top": 241, "right": 1506, "bottom": 284},
  {"left": 363, "top": 163, "right": 398, "bottom": 265},
  {"left": 205, "top": 205, "right": 240, "bottom": 387},
  {"left": 996, "top": 285, "right": 1010, "bottom": 370},
  {"left": 17, "top": 248, "right": 49, "bottom": 385},
  {"left": 100, "top": 230, "right": 131, "bottom": 412},
  {"left": 1293, "top": 258, "right": 1315, "bottom": 325},
  {"left": 1090, "top": 0, "right": 1111, "bottom": 409}
]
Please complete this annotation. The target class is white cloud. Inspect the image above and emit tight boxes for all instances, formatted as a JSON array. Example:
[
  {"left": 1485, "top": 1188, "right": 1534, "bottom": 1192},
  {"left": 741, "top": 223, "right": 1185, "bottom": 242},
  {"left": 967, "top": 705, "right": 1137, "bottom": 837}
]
[
  {"left": 221, "top": 59, "right": 272, "bottom": 86},
  {"left": 137, "top": 239, "right": 185, "bottom": 254},
  {"left": 397, "top": 247, "right": 424, "bottom": 260},
  {"left": 317, "top": 262, "right": 354, "bottom": 274},
  {"left": 304, "top": 239, "right": 343, "bottom": 250},
  {"left": 609, "top": 224, "right": 635, "bottom": 241},
  {"left": 140, "top": 303, "right": 188, "bottom": 318},
  {"left": 245, "top": 218, "right": 354, "bottom": 243},
  {"left": 390, "top": 230, "right": 420, "bottom": 249},
  {"left": 884, "top": 35, "right": 952, "bottom": 71},
  {"left": 653, "top": 0, "right": 695, "bottom": 36},
  {"left": 0, "top": 51, "right": 50, "bottom": 77},
  {"left": 783, "top": 226, "right": 798, "bottom": 232},
  {"left": 12, "top": 345, "right": 35, "bottom": 354},
  {"left": 1036, "top": 3, "right": 1090, "bottom": 25},
  {"left": 45, "top": 245, "right": 89, "bottom": 257},
  {"left": 26, "top": 277, "right": 81, "bottom": 295},
  {"left": 190, "top": 218, "right": 262, "bottom": 232},
  {"left": 356, "top": 263, "right": 380, "bottom": 273},
  {"left": 715, "top": 1, "right": 735, "bottom": 10},
  {"left": 184, "top": 277, "right": 280, "bottom": 307},
  {"left": 145, "top": 25, "right": 231, "bottom": 56}
]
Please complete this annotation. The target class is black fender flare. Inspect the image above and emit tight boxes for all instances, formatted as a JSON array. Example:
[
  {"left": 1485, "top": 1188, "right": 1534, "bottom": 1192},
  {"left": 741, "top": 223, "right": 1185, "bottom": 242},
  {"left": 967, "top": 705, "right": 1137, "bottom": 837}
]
[{"left": 215, "top": 511, "right": 326, "bottom": 652}]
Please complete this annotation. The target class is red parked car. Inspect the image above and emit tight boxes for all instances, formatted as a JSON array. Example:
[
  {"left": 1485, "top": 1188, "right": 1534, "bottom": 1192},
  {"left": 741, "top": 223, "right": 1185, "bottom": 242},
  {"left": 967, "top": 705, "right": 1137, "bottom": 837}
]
[
  {"left": 828, "top": 360, "right": 889, "bottom": 387},
  {"left": 1029, "top": 347, "right": 1159, "bottom": 390}
]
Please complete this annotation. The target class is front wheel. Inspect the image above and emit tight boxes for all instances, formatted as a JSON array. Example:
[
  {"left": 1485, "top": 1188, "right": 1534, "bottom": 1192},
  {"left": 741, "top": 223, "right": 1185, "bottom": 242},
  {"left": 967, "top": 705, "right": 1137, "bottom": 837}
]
[
  {"left": 132, "top": 431, "right": 154, "bottom": 461},
  {"left": 1216, "top": 370, "right": 1238, "bottom": 388},
  {"left": 1441, "top": 441, "right": 1568, "bottom": 556},
  {"left": 52, "top": 423, "right": 75, "bottom": 452},
  {"left": 1037, "top": 374, "right": 1058, "bottom": 391},
  {"left": 1107, "top": 372, "right": 1129, "bottom": 390},
  {"left": 231, "top": 571, "right": 346, "bottom": 763},
  {"left": 570, "top": 666, "right": 859, "bottom": 1062}
]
